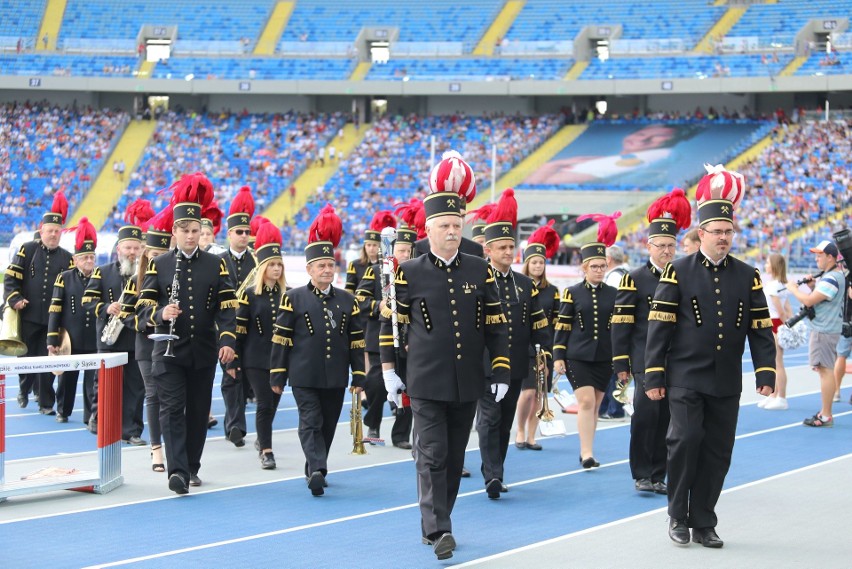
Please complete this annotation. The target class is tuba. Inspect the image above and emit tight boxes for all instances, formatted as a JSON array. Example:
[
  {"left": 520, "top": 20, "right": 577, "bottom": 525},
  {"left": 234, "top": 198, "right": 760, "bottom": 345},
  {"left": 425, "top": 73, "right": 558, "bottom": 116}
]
[
  {"left": 350, "top": 390, "right": 367, "bottom": 455},
  {"left": 535, "top": 344, "right": 554, "bottom": 421},
  {"left": 0, "top": 304, "right": 27, "bottom": 356}
]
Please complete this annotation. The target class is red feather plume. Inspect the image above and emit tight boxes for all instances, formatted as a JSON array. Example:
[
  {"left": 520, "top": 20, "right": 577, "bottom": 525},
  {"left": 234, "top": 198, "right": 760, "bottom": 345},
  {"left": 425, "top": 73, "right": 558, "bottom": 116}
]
[
  {"left": 486, "top": 188, "right": 518, "bottom": 228},
  {"left": 527, "top": 219, "right": 560, "bottom": 259},
  {"left": 148, "top": 205, "right": 174, "bottom": 233},
  {"left": 394, "top": 199, "right": 426, "bottom": 239},
  {"left": 50, "top": 190, "right": 68, "bottom": 224},
  {"left": 647, "top": 187, "right": 692, "bottom": 230},
  {"left": 309, "top": 204, "right": 343, "bottom": 248},
  {"left": 254, "top": 219, "right": 282, "bottom": 250},
  {"left": 576, "top": 211, "right": 622, "bottom": 247},
  {"left": 466, "top": 203, "right": 496, "bottom": 224},
  {"left": 369, "top": 210, "right": 397, "bottom": 232},
  {"left": 251, "top": 215, "right": 270, "bottom": 237},
  {"left": 168, "top": 172, "right": 215, "bottom": 209},
  {"left": 73, "top": 217, "right": 98, "bottom": 251},
  {"left": 124, "top": 199, "right": 156, "bottom": 229},
  {"left": 228, "top": 186, "right": 255, "bottom": 217},
  {"left": 203, "top": 201, "right": 224, "bottom": 236}
]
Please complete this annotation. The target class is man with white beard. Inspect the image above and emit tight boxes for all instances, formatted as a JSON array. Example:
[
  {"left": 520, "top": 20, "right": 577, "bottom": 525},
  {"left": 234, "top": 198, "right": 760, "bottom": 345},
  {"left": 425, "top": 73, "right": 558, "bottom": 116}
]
[{"left": 82, "top": 224, "right": 147, "bottom": 444}]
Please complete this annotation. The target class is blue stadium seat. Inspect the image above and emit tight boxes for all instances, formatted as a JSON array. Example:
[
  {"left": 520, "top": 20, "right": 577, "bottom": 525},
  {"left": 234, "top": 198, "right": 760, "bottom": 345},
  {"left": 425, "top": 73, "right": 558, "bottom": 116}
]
[{"left": 366, "top": 57, "right": 573, "bottom": 81}]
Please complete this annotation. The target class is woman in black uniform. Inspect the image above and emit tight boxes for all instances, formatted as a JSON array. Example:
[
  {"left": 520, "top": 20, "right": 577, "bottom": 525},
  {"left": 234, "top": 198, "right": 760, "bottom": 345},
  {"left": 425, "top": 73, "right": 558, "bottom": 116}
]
[
  {"left": 234, "top": 221, "right": 286, "bottom": 470},
  {"left": 553, "top": 214, "right": 620, "bottom": 468},
  {"left": 515, "top": 221, "right": 561, "bottom": 451}
]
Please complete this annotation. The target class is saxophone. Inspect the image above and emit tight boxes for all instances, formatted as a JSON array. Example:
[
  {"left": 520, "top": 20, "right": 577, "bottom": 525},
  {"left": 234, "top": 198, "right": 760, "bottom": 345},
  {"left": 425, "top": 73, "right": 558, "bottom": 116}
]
[{"left": 101, "top": 281, "right": 129, "bottom": 346}]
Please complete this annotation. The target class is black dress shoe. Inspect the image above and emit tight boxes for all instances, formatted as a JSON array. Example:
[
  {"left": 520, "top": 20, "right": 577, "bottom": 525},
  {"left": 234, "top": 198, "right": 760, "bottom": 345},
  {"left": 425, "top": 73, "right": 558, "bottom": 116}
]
[
  {"left": 17, "top": 392, "right": 28, "bottom": 408},
  {"left": 168, "top": 473, "right": 189, "bottom": 495},
  {"left": 207, "top": 416, "right": 218, "bottom": 429},
  {"left": 189, "top": 474, "right": 202, "bottom": 487},
  {"left": 124, "top": 436, "right": 148, "bottom": 446},
  {"left": 580, "top": 456, "right": 600, "bottom": 469},
  {"left": 227, "top": 427, "right": 245, "bottom": 448},
  {"left": 668, "top": 518, "right": 690, "bottom": 546},
  {"left": 692, "top": 527, "right": 723, "bottom": 548},
  {"left": 652, "top": 481, "right": 668, "bottom": 495},
  {"left": 260, "top": 452, "right": 276, "bottom": 470},
  {"left": 461, "top": 467, "right": 471, "bottom": 478},
  {"left": 486, "top": 478, "right": 502, "bottom": 499},
  {"left": 421, "top": 536, "right": 433, "bottom": 546},
  {"left": 393, "top": 441, "right": 412, "bottom": 450},
  {"left": 635, "top": 478, "right": 655, "bottom": 492},
  {"left": 308, "top": 471, "right": 325, "bottom": 496},
  {"left": 88, "top": 418, "right": 98, "bottom": 434},
  {"left": 55, "top": 414, "right": 68, "bottom": 423},
  {"left": 514, "top": 441, "right": 527, "bottom": 450},
  {"left": 500, "top": 483, "right": 509, "bottom": 493},
  {"left": 39, "top": 407, "right": 56, "bottom": 416},
  {"left": 432, "top": 532, "right": 456, "bottom": 560},
  {"left": 526, "top": 442, "right": 543, "bottom": 451}
]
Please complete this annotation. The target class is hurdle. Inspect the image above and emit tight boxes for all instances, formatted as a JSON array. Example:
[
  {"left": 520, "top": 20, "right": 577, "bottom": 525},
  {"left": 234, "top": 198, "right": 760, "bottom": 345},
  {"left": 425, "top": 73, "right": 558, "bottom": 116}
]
[{"left": 0, "top": 352, "right": 127, "bottom": 502}]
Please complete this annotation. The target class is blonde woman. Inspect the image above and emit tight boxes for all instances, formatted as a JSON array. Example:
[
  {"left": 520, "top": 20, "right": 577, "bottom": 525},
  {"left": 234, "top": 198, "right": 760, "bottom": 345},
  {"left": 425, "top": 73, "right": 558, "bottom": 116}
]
[{"left": 760, "top": 253, "right": 792, "bottom": 410}]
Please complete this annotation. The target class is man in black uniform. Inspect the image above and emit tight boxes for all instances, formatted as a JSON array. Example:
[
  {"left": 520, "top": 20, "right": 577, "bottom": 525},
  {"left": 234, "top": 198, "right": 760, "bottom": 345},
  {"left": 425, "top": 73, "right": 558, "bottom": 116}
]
[
  {"left": 83, "top": 222, "right": 145, "bottom": 442},
  {"left": 47, "top": 217, "right": 99, "bottom": 424},
  {"left": 4, "top": 192, "right": 74, "bottom": 413},
  {"left": 270, "top": 204, "right": 366, "bottom": 496},
  {"left": 611, "top": 188, "right": 691, "bottom": 494},
  {"left": 476, "top": 189, "right": 552, "bottom": 499},
  {"left": 645, "top": 185, "right": 776, "bottom": 548},
  {"left": 219, "top": 186, "right": 257, "bottom": 448},
  {"left": 381, "top": 191, "right": 509, "bottom": 560},
  {"left": 355, "top": 226, "right": 416, "bottom": 448},
  {"left": 136, "top": 174, "right": 238, "bottom": 495}
]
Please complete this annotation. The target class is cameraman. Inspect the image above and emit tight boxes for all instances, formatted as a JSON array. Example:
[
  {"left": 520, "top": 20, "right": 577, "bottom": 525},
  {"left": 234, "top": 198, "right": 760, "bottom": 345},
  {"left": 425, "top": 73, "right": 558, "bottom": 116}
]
[
  {"left": 786, "top": 240, "right": 846, "bottom": 427},
  {"left": 834, "top": 267, "right": 852, "bottom": 404}
]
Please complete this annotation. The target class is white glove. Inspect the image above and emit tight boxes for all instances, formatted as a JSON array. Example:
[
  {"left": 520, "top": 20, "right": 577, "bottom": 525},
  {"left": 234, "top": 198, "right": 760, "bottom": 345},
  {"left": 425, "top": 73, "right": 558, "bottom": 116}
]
[
  {"left": 491, "top": 382, "right": 509, "bottom": 403},
  {"left": 383, "top": 369, "right": 404, "bottom": 407}
]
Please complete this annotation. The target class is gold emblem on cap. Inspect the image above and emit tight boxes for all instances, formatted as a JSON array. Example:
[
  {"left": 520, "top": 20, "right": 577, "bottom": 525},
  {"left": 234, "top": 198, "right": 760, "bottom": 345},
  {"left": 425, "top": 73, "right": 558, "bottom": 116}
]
[
  {"left": 502, "top": 226, "right": 510, "bottom": 234},
  {"left": 323, "top": 246, "right": 331, "bottom": 254},
  {"left": 597, "top": 247, "right": 604, "bottom": 254},
  {"left": 447, "top": 197, "right": 456, "bottom": 208},
  {"left": 660, "top": 223, "right": 670, "bottom": 232},
  {"left": 186, "top": 207, "right": 196, "bottom": 215},
  {"left": 721, "top": 205, "right": 730, "bottom": 214}
]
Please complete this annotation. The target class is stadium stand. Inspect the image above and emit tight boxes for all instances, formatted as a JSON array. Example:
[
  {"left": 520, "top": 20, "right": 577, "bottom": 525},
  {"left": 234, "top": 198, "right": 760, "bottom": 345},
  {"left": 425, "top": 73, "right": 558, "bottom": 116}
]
[
  {"left": 795, "top": 51, "right": 848, "bottom": 76},
  {"left": 0, "top": 0, "right": 45, "bottom": 49},
  {"left": 366, "top": 57, "right": 573, "bottom": 81},
  {"left": 0, "top": 53, "right": 137, "bottom": 76},
  {"left": 149, "top": 56, "right": 355, "bottom": 80},
  {"left": 727, "top": 0, "right": 852, "bottom": 43},
  {"left": 580, "top": 54, "right": 790, "bottom": 80}
]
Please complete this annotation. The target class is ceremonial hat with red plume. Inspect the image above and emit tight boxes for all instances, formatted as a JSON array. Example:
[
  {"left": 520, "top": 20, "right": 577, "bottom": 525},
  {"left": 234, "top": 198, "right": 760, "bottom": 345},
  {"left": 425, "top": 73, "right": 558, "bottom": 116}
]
[
  {"left": 227, "top": 186, "right": 255, "bottom": 230},
  {"left": 424, "top": 150, "right": 475, "bottom": 220},
  {"left": 253, "top": 219, "right": 283, "bottom": 265},
  {"left": 68, "top": 217, "right": 97, "bottom": 256},
  {"left": 145, "top": 206, "right": 173, "bottom": 251},
  {"left": 305, "top": 204, "right": 343, "bottom": 263},
  {"left": 169, "top": 173, "right": 215, "bottom": 224},
  {"left": 202, "top": 200, "right": 223, "bottom": 236},
  {"left": 696, "top": 164, "right": 744, "bottom": 225},
  {"left": 42, "top": 191, "right": 68, "bottom": 226},
  {"left": 467, "top": 201, "right": 495, "bottom": 242},
  {"left": 125, "top": 199, "right": 156, "bottom": 233},
  {"left": 483, "top": 189, "right": 518, "bottom": 245},
  {"left": 394, "top": 199, "right": 426, "bottom": 240},
  {"left": 646, "top": 187, "right": 692, "bottom": 240},
  {"left": 576, "top": 211, "right": 622, "bottom": 262},
  {"left": 364, "top": 210, "right": 396, "bottom": 244},
  {"left": 524, "top": 219, "right": 560, "bottom": 262}
]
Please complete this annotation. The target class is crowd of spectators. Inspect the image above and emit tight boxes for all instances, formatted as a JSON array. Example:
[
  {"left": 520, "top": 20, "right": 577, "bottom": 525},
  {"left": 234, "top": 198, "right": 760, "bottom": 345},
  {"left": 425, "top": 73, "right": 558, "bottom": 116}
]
[{"left": 0, "top": 101, "right": 127, "bottom": 240}]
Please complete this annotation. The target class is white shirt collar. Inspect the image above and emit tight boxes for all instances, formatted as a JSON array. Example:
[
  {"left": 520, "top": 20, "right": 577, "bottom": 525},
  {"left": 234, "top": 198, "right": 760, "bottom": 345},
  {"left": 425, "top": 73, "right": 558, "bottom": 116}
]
[
  {"left": 230, "top": 248, "right": 246, "bottom": 259},
  {"left": 699, "top": 247, "right": 726, "bottom": 266},
  {"left": 180, "top": 247, "right": 199, "bottom": 259},
  {"left": 431, "top": 250, "right": 458, "bottom": 266}
]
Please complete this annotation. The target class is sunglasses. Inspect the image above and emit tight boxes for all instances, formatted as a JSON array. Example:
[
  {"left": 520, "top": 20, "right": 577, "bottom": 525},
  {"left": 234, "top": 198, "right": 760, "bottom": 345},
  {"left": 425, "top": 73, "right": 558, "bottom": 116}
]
[{"left": 233, "top": 229, "right": 250, "bottom": 236}]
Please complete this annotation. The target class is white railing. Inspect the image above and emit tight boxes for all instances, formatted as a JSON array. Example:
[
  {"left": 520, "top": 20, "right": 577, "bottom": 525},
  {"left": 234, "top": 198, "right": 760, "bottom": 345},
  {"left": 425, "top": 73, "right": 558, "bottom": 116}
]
[
  {"left": 497, "top": 40, "right": 573, "bottom": 56},
  {"left": 609, "top": 38, "right": 689, "bottom": 55}
]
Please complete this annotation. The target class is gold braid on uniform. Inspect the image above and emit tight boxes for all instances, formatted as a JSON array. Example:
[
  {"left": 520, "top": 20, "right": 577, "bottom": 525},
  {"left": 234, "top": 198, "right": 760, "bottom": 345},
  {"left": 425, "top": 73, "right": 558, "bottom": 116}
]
[
  {"left": 235, "top": 291, "right": 249, "bottom": 335},
  {"left": 218, "top": 259, "right": 240, "bottom": 309},
  {"left": 271, "top": 295, "right": 294, "bottom": 346},
  {"left": 611, "top": 273, "right": 636, "bottom": 323},
  {"left": 554, "top": 289, "right": 573, "bottom": 331},
  {"left": 135, "top": 260, "right": 160, "bottom": 308}
]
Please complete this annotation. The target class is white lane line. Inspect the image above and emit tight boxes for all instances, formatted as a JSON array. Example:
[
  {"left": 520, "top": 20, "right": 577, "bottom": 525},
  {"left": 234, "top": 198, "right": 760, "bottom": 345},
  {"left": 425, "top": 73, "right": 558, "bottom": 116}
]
[
  {"left": 78, "top": 416, "right": 850, "bottom": 568},
  {"left": 451, "top": 453, "right": 852, "bottom": 567}
]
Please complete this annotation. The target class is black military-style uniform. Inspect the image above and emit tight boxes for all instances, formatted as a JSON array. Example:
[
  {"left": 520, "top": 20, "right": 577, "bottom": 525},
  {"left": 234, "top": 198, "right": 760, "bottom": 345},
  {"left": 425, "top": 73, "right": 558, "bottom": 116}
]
[
  {"left": 522, "top": 281, "right": 560, "bottom": 391},
  {"left": 235, "top": 283, "right": 283, "bottom": 452},
  {"left": 553, "top": 280, "right": 617, "bottom": 390},
  {"left": 645, "top": 252, "right": 776, "bottom": 530},
  {"left": 270, "top": 283, "right": 366, "bottom": 478},
  {"left": 413, "top": 236, "right": 483, "bottom": 259},
  {"left": 345, "top": 259, "right": 371, "bottom": 295},
  {"left": 47, "top": 268, "right": 98, "bottom": 421},
  {"left": 611, "top": 261, "right": 669, "bottom": 484},
  {"left": 4, "top": 240, "right": 73, "bottom": 410},
  {"left": 218, "top": 248, "right": 257, "bottom": 441},
  {"left": 136, "top": 248, "right": 238, "bottom": 481},
  {"left": 83, "top": 262, "right": 145, "bottom": 439},
  {"left": 355, "top": 263, "right": 412, "bottom": 445},
  {"left": 477, "top": 268, "right": 552, "bottom": 486},
  {"left": 380, "top": 252, "right": 509, "bottom": 539}
]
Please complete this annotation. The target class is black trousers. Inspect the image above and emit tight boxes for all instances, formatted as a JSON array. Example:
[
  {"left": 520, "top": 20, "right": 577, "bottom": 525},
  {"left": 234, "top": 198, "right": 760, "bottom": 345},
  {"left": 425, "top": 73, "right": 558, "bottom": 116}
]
[
  {"left": 153, "top": 359, "right": 216, "bottom": 478},
  {"left": 410, "top": 398, "right": 477, "bottom": 538},
  {"left": 20, "top": 320, "right": 53, "bottom": 409},
  {"left": 292, "top": 386, "right": 345, "bottom": 477},
  {"left": 363, "top": 352, "right": 413, "bottom": 444},
  {"left": 118, "top": 351, "right": 145, "bottom": 439},
  {"left": 629, "top": 372, "right": 670, "bottom": 482},
  {"left": 476, "top": 379, "right": 523, "bottom": 483},
  {"left": 56, "top": 365, "right": 96, "bottom": 422},
  {"left": 245, "top": 367, "right": 281, "bottom": 450},
  {"left": 138, "top": 359, "right": 161, "bottom": 446},
  {"left": 666, "top": 386, "right": 739, "bottom": 529},
  {"left": 221, "top": 362, "right": 247, "bottom": 437}
]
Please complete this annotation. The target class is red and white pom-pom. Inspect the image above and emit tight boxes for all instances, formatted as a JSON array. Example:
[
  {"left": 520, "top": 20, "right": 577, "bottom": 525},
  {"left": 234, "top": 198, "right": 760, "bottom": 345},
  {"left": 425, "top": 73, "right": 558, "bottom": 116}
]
[
  {"left": 202, "top": 201, "right": 223, "bottom": 235},
  {"left": 254, "top": 219, "right": 282, "bottom": 250},
  {"left": 696, "top": 164, "right": 744, "bottom": 210},
  {"left": 577, "top": 211, "right": 622, "bottom": 248},
  {"left": 429, "top": 150, "right": 476, "bottom": 203},
  {"left": 394, "top": 199, "right": 426, "bottom": 239},
  {"left": 527, "top": 219, "right": 560, "bottom": 259},
  {"left": 309, "top": 204, "right": 343, "bottom": 247},
  {"left": 228, "top": 185, "right": 255, "bottom": 217},
  {"left": 369, "top": 210, "right": 397, "bottom": 232},
  {"left": 486, "top": 188, "right": 518, "bottom": 228},
  {"left": 647, "top": 187, "right": 692, "bottom": 230}
]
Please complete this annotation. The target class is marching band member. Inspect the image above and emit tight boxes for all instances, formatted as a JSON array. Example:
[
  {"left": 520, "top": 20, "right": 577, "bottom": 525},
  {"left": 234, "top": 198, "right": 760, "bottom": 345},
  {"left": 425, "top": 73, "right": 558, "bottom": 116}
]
[
  {"left": 219, "top": 186, "right": 257, "bottom": 448},
  {"left": 474, "top": 189, "right": 552, "bottom": 499},
  {"left": 611, "top": 189, "right": 691, "bottom": 494},
  {"left": 234, "top": 220, "right": 286, "bottom": 470},
  {"left": 345, "top": 212, "right": 381, "bottom": 294},
  {"left": 82, "top": 215, "right": 145, "bottom": 442},
  {"left": 380, "top": 186, "right": 509, "bottom": 560},
  {"left": 515, "top": 220, "right": 561, "bottom": 451},
  {"left": 356, "top": 216, "right": 416, "bottom": 449},
  {"left": 270, "top": 205, "right": 366, "bottom": 496},
  {"left": 46, "top": 217, "right": 98, "bottom": 424},
  {"left": 200, "top": 212, "right": 226, "bottom": 256},
  {"left": 553, "top": 212, "right": 621, "bottom": 469},
  {"left": 136, "top": 173, "right": 238, "bottom": 495},
  {"left": 4, "top": 191, "right": 74, "bottom": 413}
]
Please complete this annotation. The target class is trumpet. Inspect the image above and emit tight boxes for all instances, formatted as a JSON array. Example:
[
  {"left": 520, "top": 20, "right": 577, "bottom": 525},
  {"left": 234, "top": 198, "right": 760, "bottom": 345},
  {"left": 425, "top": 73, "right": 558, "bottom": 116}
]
[
  {"left": 613, "top": 374, "right": 632, "bottom": 405},
  {"left": 535, "top": 344, "right": 554, "bottom": 421},
  {"left": 350, "top": 390, "right": 367, "bottom": 455},
  {"left": 149, "top": 253, "right": 181, "bottom": 356}
]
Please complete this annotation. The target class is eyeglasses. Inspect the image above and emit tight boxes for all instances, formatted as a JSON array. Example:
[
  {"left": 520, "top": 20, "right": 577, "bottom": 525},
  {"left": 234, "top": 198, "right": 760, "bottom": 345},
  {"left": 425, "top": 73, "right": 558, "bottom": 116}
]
[
  {"left": 587, "top": 264, "right": 607, "bottom": 271},
  {"left": 702, "top": 229, "right": 736, "bottom": 238},
  {"left": 648, "top": 242, "right": 676, "bottom": 251},
  {"left": 233, "top": 229, "right": 250, "bottom": 236}
]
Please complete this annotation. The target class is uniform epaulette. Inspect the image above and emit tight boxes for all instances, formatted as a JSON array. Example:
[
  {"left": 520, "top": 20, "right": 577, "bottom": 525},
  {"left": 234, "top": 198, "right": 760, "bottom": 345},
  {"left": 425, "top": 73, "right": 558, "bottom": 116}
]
[
  {"left": 362, "top": 266, "right": 375, "bottom": 280},
  {"left": 485, "top": 266, "right": 496, "bottom": 284},
  {"left": 54, "top": 274, "right": 65, "bottom": 288},
  {"left": 279, "top": 294, "right": 293, "bottom": 312},
  {"left": 660, "top": 264, "right": 678, "bottom": 284},
  {"left": 530, "top": 286, "right": 539, "bottom": 298},
  {"left": 752, "top": 268, "right": 764, "bottom": 291},
  {"left": 394, "top": 267, "right": 407, "bottom": 285},
  {"left": 145, "top": 259, "right": 157, "bottom": 275},
  {"left": 351, "top": 299, "right": 361, "bottom": 316},
  {"left": 618, "top": 273, "right": 636, "bottom": 291},
  {"left": 346, "top": 262, "right": 356, "bottom": 274},
  {"left": 219, "top": 258, "right": 230, "bottom": 277},
  {"left": 560, "top": 289, "right": 573, "bottom": 303}
]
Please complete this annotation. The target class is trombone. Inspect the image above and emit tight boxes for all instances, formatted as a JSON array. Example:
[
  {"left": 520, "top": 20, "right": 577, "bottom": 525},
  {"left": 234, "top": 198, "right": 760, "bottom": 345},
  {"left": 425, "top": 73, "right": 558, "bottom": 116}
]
[{"left": 535, "top": 344, "right": 554, "bottom": 422}]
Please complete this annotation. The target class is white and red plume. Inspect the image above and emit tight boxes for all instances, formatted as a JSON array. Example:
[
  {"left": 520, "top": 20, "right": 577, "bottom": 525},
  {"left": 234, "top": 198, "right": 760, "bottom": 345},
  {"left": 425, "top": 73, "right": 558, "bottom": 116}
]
[
  {"left": 696, "top": 164, "right": 744, "bottom": 210},
  {"left": 429, "top": 150, "right": 476, "bottom": 204}
]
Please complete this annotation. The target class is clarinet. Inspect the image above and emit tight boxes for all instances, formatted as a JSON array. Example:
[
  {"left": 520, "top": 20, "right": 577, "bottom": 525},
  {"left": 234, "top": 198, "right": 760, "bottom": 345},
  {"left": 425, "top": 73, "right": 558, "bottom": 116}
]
[{"left": 150, "top": 252, "right": 182, "bottom": 355}]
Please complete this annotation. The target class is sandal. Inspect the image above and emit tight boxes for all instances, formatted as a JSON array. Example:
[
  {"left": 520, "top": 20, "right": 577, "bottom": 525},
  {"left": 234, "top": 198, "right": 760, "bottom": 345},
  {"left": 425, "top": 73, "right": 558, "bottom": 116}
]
[
  {"left": 151, "top": 445, "right": 165, "bottom": 472},
  {"left": 803, "top": 414, "right": 833, "bottom": 427}
]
